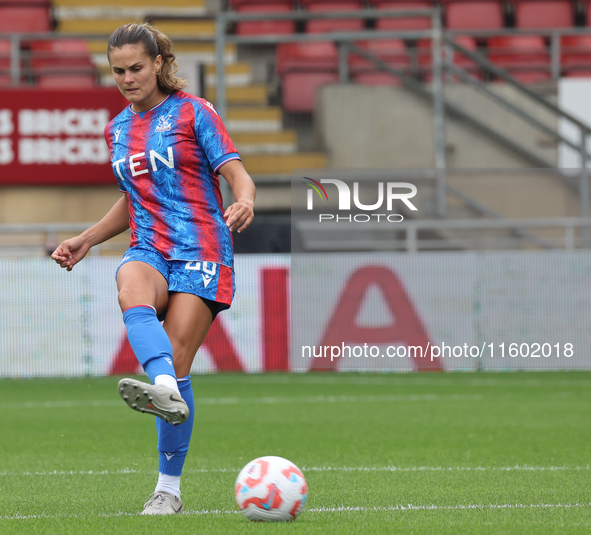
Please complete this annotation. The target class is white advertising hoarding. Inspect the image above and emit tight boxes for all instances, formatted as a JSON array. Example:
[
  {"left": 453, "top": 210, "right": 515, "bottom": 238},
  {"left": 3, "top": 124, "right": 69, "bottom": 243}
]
[{"left": 0, "top": 251, "right": 589, "bottom": 377}]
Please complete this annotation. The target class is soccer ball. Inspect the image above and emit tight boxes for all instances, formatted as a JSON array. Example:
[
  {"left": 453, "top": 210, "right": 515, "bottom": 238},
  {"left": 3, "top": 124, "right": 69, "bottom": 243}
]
[{"left": 235, "top": 456, "right": 307, "bottom": 521}]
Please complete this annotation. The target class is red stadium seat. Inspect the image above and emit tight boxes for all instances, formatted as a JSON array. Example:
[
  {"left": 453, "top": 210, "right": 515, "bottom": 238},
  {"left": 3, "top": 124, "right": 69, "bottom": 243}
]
[
  {"left": 442, "top": 1, "right": 505, "bottom": 30},
  {"left": 277, "top": 41, "right": 339, "bottom": 112},
  {"left": 513, "top": 0, "right": 573, "bottom": 28},
  {"left": 282, "top": 72, "right": 339, "bottom": 112},
  {"left": 375, "top": 1, "right": 433, "bottom": 31},
  {"left": 30, "top": 40, "right": 96, "bottom": 86},
  {"left": 306, "top": 3, "right": 365, "bottom": 34},
  {"left": 276, "top": 41, "right": 339, "bottom": 75},
  {"left": 488, "top": 35, "right": 550, "bottom": 83},
  {"left": 561, "top": 34, "right": 591, "bottom": 77},
  {"left": 0, "top": 6, "right": 51, "bottom": 32},
  {"left": 235, "top": 4, "right": 296, "bottom": 36}
]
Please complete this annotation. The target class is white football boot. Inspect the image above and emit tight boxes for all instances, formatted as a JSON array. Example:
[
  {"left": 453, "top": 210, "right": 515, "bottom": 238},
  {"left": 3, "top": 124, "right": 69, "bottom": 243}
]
[
  {"left": 117, "top": 378, "right": 189, "bottom": 426},
  {"left": 141, "top": 491, "right": 184, "bottom": 515}
]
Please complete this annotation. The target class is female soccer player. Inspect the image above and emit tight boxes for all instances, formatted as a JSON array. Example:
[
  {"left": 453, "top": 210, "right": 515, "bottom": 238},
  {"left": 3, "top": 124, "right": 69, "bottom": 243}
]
[{"left": 51, "top": 23, "right": 256, "bottom": 515}]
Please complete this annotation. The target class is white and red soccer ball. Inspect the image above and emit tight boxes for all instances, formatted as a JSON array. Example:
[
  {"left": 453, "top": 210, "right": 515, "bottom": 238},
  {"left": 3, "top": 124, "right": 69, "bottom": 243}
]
[{"left": 235, "top": 456, "right": 308, "bottom": 521}]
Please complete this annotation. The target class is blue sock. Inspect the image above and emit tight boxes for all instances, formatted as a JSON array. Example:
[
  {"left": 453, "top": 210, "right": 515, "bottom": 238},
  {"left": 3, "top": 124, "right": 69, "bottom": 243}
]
[
  {"left": 123, "top": 306, "right": 176, "bottom": 384},
  {"left": 157, "top": 375, "right": 195, "bottom": 476}
]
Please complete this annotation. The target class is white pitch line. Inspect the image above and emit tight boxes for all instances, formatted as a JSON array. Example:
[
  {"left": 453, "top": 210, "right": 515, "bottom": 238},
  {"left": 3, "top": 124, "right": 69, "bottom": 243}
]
[
  {"left": 0, "top": 393, "right": 481, "bottom": 411},
  {"left": 300, "top": 465, "right": 591, "bottom": 473},
  {"left": 1, "top": 465, "right": 589, "bottom": 477},
  {"left": 305, "top": 503, "right": 591, "bottom": 512},
  {"left": 190, "top": 375, "right": 591, "bottom": 389},
  {"left": 2, "top": 502, "right": 590, "bottom": 521}
]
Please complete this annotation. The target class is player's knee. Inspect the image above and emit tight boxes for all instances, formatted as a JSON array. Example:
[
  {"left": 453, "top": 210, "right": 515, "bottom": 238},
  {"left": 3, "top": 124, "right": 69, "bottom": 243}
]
[{"left": 117, "top": 285, "right": 146, "bottom": 311}]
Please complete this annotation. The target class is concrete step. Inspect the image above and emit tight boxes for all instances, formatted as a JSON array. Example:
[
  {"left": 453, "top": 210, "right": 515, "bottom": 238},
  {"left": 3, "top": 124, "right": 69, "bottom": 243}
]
[
  {"left": 226, "top": 106, "right": 283, "bottom": 133},
  {"left": 232, "top": 131, "right": 298, "bottom": 155},
  {"left": 59, "top": 18, "right": 215, "bottom": 37},
  {"left": 206, "top": 84, "right": 268, "bottom": 106},
  {"left": 241, "top": 152, "right": 327, "bottom": 176},
  {"left": 205, "top": 63, "right": 253, "bottom": 87},
  {"left": 54, "top": 0, "right": 206, "bottom": 19}
]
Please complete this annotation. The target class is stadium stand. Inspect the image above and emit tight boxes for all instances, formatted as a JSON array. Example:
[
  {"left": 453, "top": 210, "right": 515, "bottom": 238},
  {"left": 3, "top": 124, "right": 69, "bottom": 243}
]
[{"left": 3, "top": 0, "right": 591, "bottom": 253}]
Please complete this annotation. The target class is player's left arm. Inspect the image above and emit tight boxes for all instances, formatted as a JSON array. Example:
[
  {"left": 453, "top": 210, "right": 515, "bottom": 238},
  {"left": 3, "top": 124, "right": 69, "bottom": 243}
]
[{"left": 219, "top": 159, "right": 256, "bottom": 233}]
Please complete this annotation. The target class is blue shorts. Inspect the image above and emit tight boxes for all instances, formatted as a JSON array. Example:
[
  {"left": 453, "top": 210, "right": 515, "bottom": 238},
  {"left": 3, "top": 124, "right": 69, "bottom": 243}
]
[{"left": 116, "top": 246, "right": 235, "bottom": 320}]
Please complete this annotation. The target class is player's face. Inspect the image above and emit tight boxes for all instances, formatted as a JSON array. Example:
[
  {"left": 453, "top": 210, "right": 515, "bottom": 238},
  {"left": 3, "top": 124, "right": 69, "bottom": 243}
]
[{"left": 109, "top": 44, "right": 165, "bottom": 112}]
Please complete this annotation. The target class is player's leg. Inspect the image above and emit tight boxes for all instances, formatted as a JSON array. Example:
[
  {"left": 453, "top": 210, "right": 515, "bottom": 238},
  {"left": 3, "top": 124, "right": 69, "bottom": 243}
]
[
  {"left": 146, "top": 293, "right": 213, "bottom": 511},
  {"left": 143, "top": 260, "right": 234, "bottom": 514},
  {"left": 164, "top": 292, "right": 213, "bottom": 377},
  {"left": 116, "top": 259, "right": 189, "bottom": 425}
]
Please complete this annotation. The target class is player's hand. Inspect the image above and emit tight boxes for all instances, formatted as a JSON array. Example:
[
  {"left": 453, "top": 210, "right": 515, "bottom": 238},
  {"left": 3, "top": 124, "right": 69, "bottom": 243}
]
[
  {"left": 51, "top": 236, "right": 91, "bottom": 271},
  {"left": 224, "top": 200, "right": 254, "bottom": 234}
]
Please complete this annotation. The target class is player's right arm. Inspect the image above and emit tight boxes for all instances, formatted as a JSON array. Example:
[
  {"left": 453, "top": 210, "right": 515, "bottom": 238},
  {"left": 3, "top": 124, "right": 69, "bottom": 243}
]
[{"left": 51, "top": 193, "right": 130, "bottom": 271}]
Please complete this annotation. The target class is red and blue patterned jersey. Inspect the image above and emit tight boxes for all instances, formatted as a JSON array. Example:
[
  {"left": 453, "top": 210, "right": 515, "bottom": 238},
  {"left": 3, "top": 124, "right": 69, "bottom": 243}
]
[{"left": 105, "top": 91, "right": 240, "bottom": 267}]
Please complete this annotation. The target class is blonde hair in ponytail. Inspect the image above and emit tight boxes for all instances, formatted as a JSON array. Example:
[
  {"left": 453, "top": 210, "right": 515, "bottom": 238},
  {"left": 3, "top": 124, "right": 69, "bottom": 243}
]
[{"left": 107, "top": 22, "right": 187, "bottom": 94}]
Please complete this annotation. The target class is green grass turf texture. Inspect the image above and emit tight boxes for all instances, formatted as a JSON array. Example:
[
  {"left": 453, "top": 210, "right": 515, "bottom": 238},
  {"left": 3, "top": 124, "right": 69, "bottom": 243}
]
[{"left": 1, "top": 371, "right": 591, "bottom": 534}]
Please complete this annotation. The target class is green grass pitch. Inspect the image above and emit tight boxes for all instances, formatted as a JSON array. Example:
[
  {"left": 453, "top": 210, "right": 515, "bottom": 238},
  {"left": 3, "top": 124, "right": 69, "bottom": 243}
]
[{"left": 1, "top": 371, "right": 591, "bottom": 534}]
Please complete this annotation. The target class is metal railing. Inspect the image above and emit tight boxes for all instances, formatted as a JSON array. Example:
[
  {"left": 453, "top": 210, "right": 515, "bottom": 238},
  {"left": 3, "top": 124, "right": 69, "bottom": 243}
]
[
  {"left": 296, "top": 216, "right": 591, "bottom": 252},
  {"left": 2, "top": 217, "right": 590, "bottom": 256}
]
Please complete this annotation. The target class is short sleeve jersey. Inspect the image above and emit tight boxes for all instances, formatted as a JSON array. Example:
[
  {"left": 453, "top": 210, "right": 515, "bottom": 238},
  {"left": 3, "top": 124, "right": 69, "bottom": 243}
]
[{"left": 104, "top": 91, "right": 240, "bottom": 267}]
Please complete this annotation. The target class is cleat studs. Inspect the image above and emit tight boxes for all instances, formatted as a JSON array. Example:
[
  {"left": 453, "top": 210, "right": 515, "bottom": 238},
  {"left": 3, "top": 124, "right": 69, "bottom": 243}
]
[{"left": 123, "top": 395, "right": 128, "bottom": 401}]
